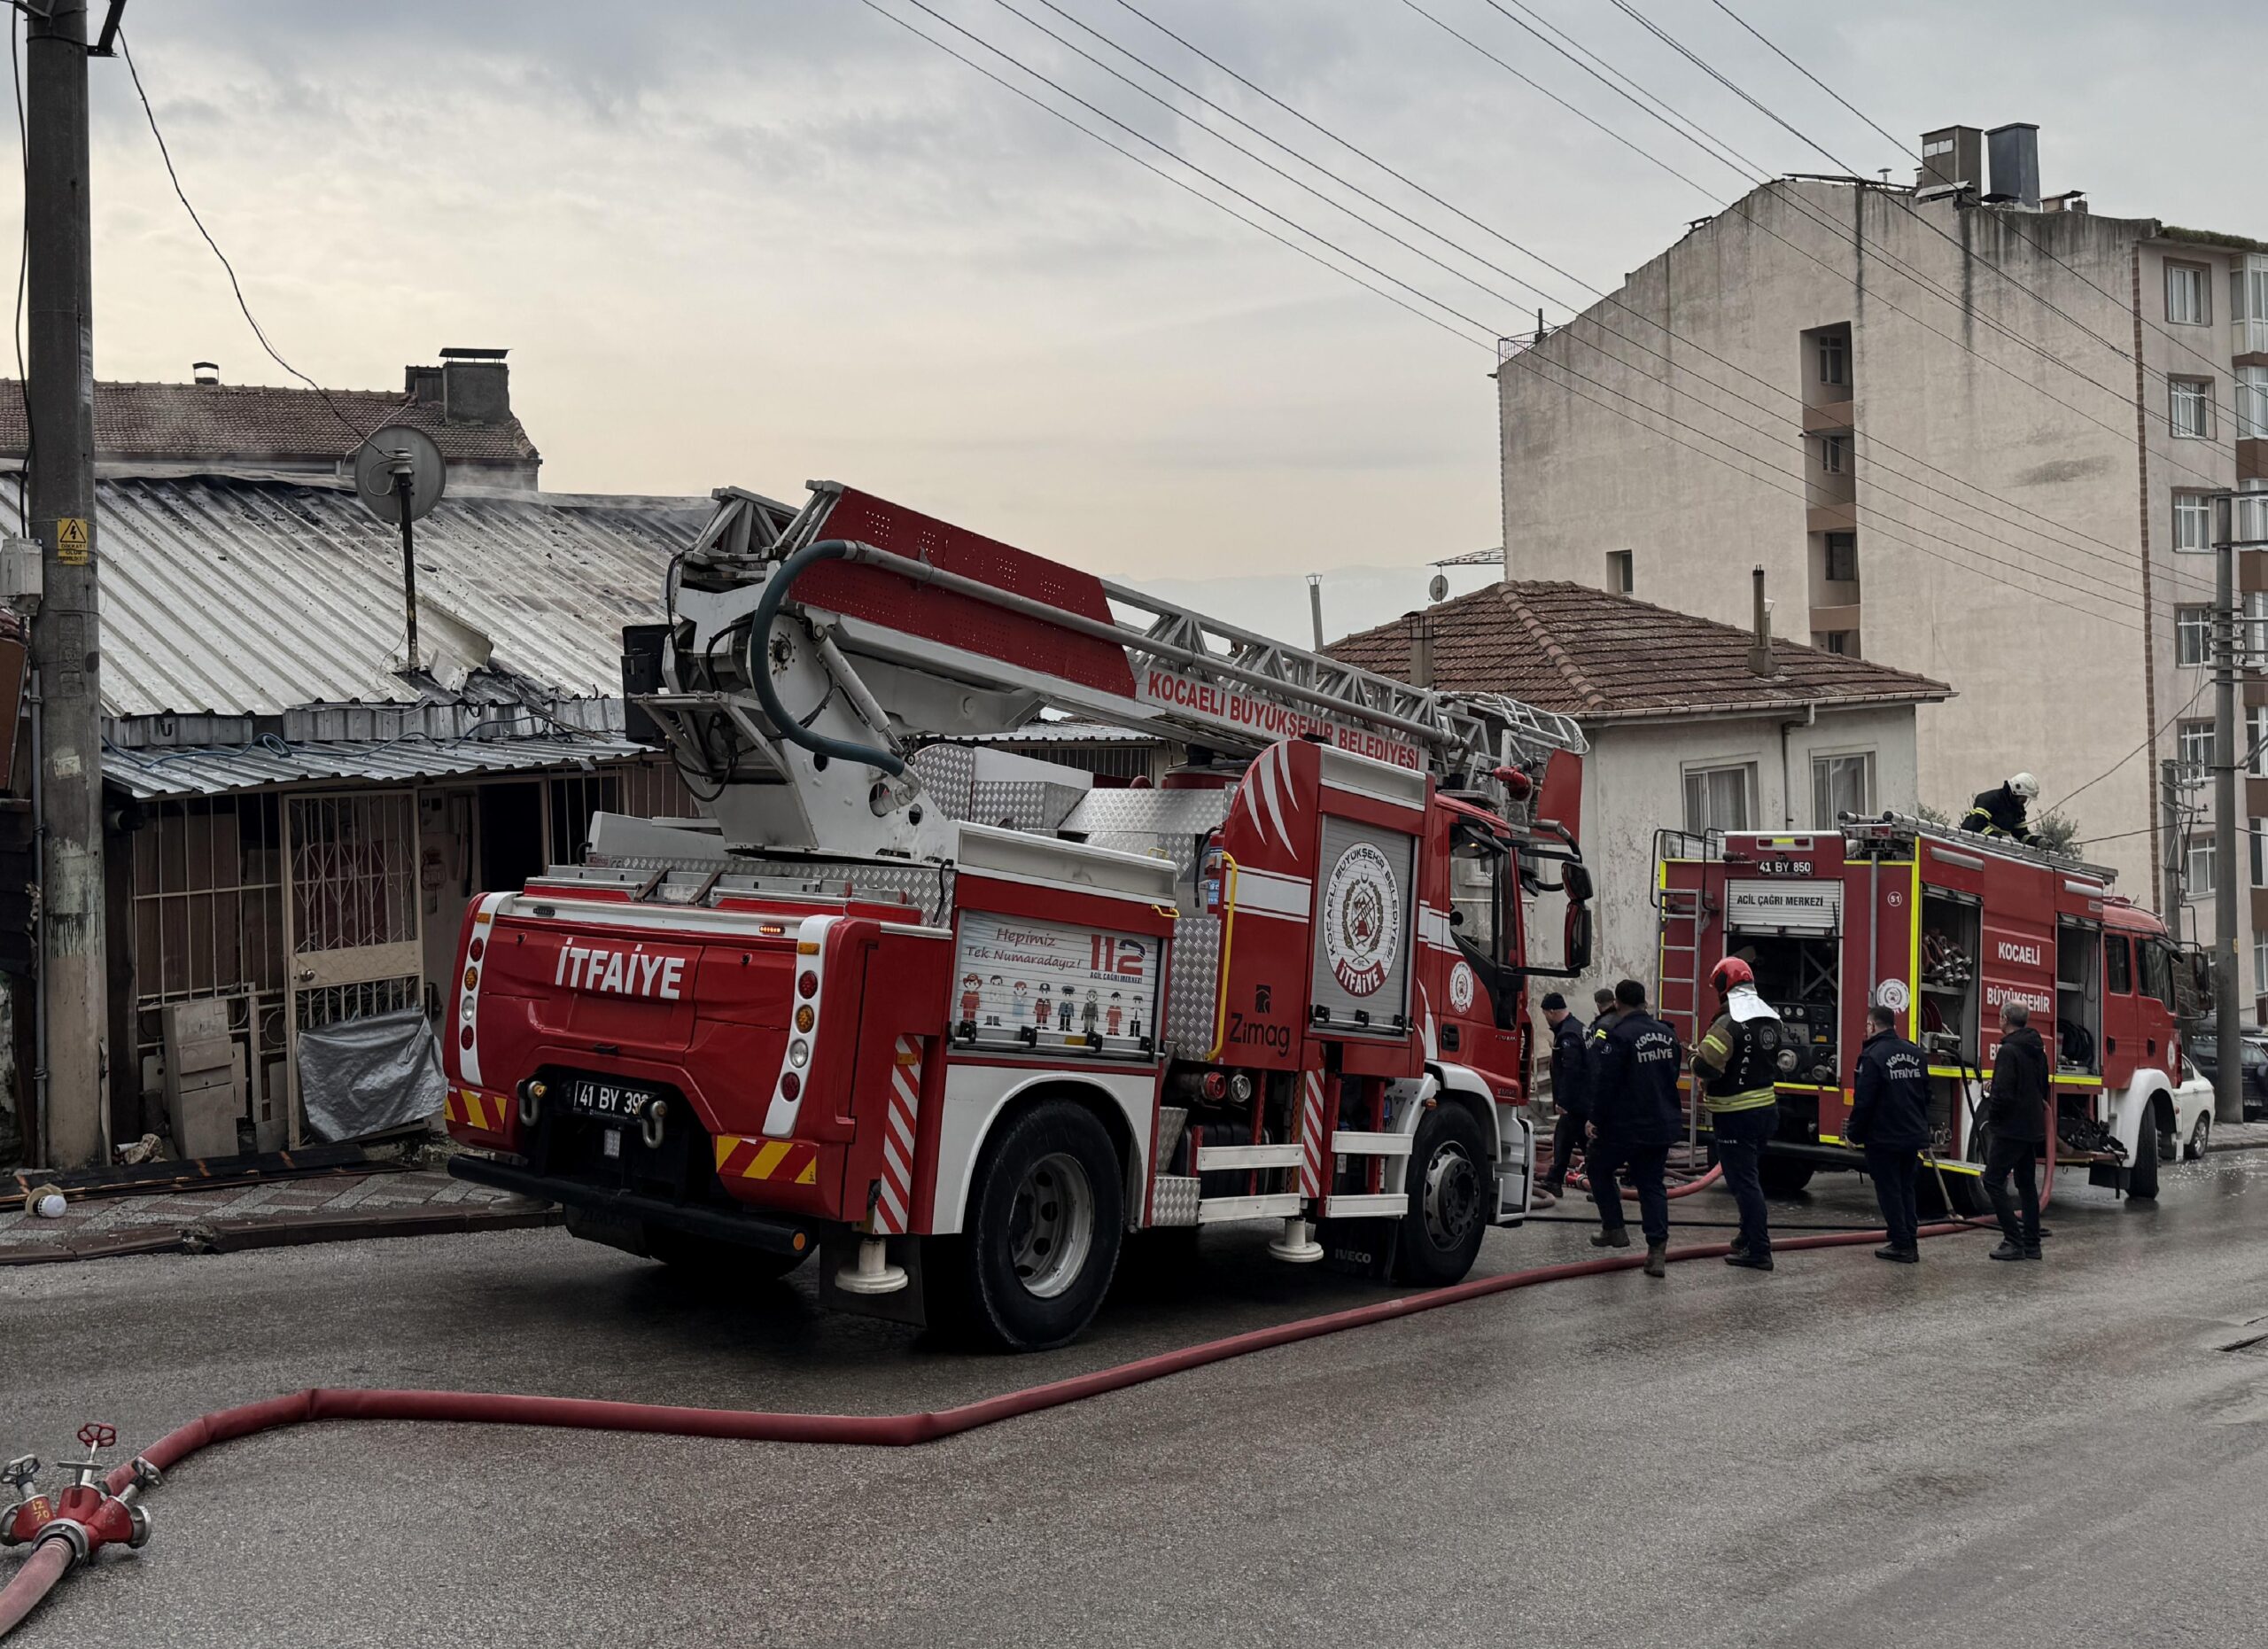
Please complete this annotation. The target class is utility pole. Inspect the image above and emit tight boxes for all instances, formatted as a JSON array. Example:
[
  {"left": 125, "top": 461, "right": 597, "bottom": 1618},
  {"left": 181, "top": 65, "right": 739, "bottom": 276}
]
[
  {"left": 2211, "top": 498, "right": 2241, "bottom": 1126},
  {"left": 25, "top": 0, "right": 108, "bottom": 1167}
]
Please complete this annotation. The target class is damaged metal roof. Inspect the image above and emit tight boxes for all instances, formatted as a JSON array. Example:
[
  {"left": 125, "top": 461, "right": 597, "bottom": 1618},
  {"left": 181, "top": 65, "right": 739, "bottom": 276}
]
[
  {"left": 103, "top": 733, "right": 658, "bottom": 800},
  {"left": 1, "top": 474, "right": 711, "bottom": 719}
]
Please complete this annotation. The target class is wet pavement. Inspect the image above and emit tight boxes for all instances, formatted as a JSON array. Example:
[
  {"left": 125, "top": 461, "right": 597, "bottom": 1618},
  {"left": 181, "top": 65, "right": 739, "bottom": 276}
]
[{"left": 7, "top": 1150, "right": 2266, "bottom": 1647}]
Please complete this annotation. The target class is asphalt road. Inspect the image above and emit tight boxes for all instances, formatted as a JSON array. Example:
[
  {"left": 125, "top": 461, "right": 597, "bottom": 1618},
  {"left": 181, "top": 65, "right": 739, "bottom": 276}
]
[{"left": 10, "top": 1150, "right": 2267, "bottom": 1649}]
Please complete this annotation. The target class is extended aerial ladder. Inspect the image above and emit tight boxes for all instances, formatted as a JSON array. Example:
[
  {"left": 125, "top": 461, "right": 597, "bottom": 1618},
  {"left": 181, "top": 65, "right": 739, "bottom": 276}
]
[{"left": 629, "top": 480, "right": 1587, "bottom": 860}]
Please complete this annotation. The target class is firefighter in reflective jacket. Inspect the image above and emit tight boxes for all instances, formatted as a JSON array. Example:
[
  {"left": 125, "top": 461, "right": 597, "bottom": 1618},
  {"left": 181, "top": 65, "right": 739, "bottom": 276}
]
[
  {"left": 1847, "top": 1004, "right": 1930, "bottom": 1263},
  {"left": 1583, "top": 978, "right": 1683, "bottom": 1279},
  {"left": 1690, "top": 958, "right": 1785, "bottom": 1272},
  {"left": 1961, "top": 773, "right": 2039, "bottom": 844}
]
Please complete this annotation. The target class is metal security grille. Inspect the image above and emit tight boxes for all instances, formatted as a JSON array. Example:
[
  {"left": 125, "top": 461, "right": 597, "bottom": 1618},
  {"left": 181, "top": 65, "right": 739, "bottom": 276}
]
[
  {"left": 289, "top": 794, "right": 418, "bottom": 953},
  {"left": 292, "top": 976, "right": 422, "bottom": 1031},
  {"left": 128, "top": 794, "right": 288, "bottom": 1131}
]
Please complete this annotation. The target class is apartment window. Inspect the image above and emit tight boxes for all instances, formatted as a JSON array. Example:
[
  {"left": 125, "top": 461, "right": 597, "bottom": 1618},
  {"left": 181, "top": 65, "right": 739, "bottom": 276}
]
[
  {"left": 2256, "top": 932, "right": 2268, "bottom": 995},
  {"left": 2238, "top": 365, "right": 2268, "bottom": 442},
  {"left": 1683, "top": 763, "right": 1754, "bottom": 834},
  {"left": 2248, "top": 591, "right": 2268, "bottom": 669},
  {"left": 2187, "top": 834, "right": 2217, "bottom": 899},
  {"left": 2241, "top": 486, "right": 2268, "bottom": 548},
  {"left": 1812, "top": 629, "right": 1859, "bottom": 656},
  {"left": 2178, "top": 719, "right": 2215, "bottom": 773},
  {"left": 2173, "top": 493, "right": 2213, "bottom": 553},
  {"left": 2176, "top": 605, "right": 2211, "bottom": 666},
  {"left": 1823, "top": 530, "right": 1859, "bottom": 583},
  {"left": 2170, "top": 377, "right": 2214, "bottom": 439},
  {"left": 2252, "top": 820, "right": 2268, "bottom": 890},
  {"left": 2250, "top": 704, "right": 2268, "bottom": 777},
  {"left": 1817, "top": 334, "right": 1848, "bottom": 388},
  {"left": 1812, "top": 751, "right": 1874, "bottom": 828},
  {"left": 1820, "top": 434, "right": 1849, "bottom": 474},
  {"left": 2165, "top": 261, "right": 2211, "bottom": 326},
  {"left": 1605, "top": 548, "right": 1634, "bottom": 594}
]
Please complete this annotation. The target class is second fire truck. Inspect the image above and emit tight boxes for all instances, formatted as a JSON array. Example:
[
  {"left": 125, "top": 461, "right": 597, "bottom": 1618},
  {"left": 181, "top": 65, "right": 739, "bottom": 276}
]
[
  {"left": 1655, "top": 816, "right": 2215, "bottom": 1210},
  {"left": 442, "top": 481, "right": 1594, "bottom": 1348}
]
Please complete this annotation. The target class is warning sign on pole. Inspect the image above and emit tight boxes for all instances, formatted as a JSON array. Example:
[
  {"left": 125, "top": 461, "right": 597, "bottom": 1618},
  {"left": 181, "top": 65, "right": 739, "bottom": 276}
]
[{"left": 55, "top": 517, "right": 89, "bottom": 565}]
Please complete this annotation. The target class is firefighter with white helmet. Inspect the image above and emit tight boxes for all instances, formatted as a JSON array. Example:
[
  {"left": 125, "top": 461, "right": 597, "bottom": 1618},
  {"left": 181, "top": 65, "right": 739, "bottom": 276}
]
[
  {"left": 1690, "top": 957, "right": 1790, "bottom": 1272},
  {"left": 1961, "top": 773, "right": 2040, "bottom": 844}
]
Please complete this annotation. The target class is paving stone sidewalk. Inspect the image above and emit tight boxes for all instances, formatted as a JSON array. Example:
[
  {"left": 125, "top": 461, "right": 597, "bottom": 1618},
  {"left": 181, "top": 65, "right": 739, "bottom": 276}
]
[{"left": 0, "top": 1167, "right": 541, "bottom": 1259}]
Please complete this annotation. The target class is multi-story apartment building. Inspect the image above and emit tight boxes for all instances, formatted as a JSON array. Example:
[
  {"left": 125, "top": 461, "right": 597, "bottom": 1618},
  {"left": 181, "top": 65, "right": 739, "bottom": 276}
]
[{"left": 1497, "top": 123, "right": 2268, "bottom": 1013}]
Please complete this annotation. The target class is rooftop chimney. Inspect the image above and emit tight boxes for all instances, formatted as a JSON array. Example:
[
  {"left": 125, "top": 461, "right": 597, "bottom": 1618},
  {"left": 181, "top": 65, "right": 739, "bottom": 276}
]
[
  {"left": 1984, "top": 123, "right": 2040, "bottom": 211},
  {"left": 1406, "top": 609, "right": 1434, "bottom": 690},
  {"left": 1915, "top": 125, "right": 1981, "bottom": 192},
  {"left": 191, "top": 361, "right": 220, "bottom": 386},
  {"left": 437, "top": 346, "right": 510, "bottom": 424},
  {"left": 1748, "top": 565, "right": 1776, "bottom": 678}
]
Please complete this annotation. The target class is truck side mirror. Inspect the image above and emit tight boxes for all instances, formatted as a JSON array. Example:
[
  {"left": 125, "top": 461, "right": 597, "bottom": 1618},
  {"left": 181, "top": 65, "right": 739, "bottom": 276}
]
[
  {"left": 1564, "top": 902, "right": 1594, "bottom": 975},
  {"left": 1561, "top": 862, "right": 1594, "bottom": 904}
]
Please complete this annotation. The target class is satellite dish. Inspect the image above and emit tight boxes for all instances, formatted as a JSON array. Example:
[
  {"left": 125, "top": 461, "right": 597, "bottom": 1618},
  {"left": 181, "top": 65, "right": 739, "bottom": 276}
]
[
  {"left": 353, "top": 425, "right": 446, "bottom": 525},
  {"left": 1427, "top": 572, "right": 1450, "bottom": 603}
]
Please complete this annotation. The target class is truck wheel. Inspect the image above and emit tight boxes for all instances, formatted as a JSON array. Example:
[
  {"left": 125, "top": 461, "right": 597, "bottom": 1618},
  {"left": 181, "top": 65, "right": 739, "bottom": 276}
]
[
  {"left": 1395, "top": 1102, "right": 1490, "bottom": 1287},
  {"left": 1756, "top": 1157, "right": 1815, "bottom": 1196},
  {"left": 2127, "top": 1105, "right": 2162, "bottom": 1201},
  {"left": 940, "top": 1099, "right": 1123, "bottom": 1351}
]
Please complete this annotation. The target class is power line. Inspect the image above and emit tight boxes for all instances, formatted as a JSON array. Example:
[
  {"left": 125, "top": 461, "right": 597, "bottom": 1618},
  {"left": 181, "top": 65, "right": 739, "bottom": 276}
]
[
  {"left": 1460, "top": 0, "right": 2239, "bottom": 491},
  {"left": 852, "top": 1, "right": 1493, "bottom": 353},
  {"left": 2045, "top": 675, "right": 2210, "bottom": 814},
  {"left": 1109, "top": 0, "right": 2188, "bottom": 602},
  {"left": 1703, "top": 0, "right": 2258, "bottom": 413},
  {"left": 116, "top": 28, "right": 380, "bottom": 452},
  {"left": 866, "top": 0, "right": 2150, "bottom": 634}
]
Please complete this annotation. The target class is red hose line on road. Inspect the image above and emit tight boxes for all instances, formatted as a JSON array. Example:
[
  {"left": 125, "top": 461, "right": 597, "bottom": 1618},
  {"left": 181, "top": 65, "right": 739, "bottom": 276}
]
[
  {"left": 1560, "top": 1158, "right": 1723, "bottom": 1201},
  {"left": 0, "top": 1544, "right": 68, "bottom": 1638},
  {"left": 0, "top": 1216, "right": 1981, "bottom": 1639}
]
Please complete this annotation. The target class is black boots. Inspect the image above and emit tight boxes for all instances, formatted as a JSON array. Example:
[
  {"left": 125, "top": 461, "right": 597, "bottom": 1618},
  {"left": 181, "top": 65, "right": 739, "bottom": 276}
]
[
  {"left": 1643, "top": 1241, "right": 1668, "bottom": 1279},
  {"left": 1988, "top": 1239, "right": 2042, "bottom": 1262},
  {"left": 1874, "top": 1243, "right": 1920, "bottom": 1264},
  {"left": 1724, "top": 1249, "right": 1774, "bottom": 1272},
  {"left": 1591, "top": 1225, "right": 1632, "bottom": 1249}
]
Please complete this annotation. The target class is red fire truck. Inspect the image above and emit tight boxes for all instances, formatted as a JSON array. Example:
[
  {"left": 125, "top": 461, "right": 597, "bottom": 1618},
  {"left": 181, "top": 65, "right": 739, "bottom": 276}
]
[
  {"left": 442, "top": 481, "right": 1594, "bottom": 1348},
  {"left": 1655, "top": 815, "right": 2215, "bottom": 1211}
]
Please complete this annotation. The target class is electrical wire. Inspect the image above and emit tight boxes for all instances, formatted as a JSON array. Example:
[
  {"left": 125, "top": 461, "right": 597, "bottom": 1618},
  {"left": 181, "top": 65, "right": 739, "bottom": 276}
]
[
  {"left": 1450, "top": 0, "right": 2241, "bottom": 498},
  {"left": 1095, "top": 0, "right": 2191, "bottom": 603},
  {"left": 115, "top": 27, "right": 380, "bottom": 454},
  {"left": 861, "top": 1, "right": 2140, "bottom": 630},
  {"left": 1701, "top": 0, "right": 2258, "bottom": 421},
  {"left": 866, "top": 0, "right": 2148, "bottom": 633},
  {"left": 2044, "top": 675, "right": 2210, "bottom": 815},
  {"left": 855, "top": 0, "right": 1490, "bottom": 352}
]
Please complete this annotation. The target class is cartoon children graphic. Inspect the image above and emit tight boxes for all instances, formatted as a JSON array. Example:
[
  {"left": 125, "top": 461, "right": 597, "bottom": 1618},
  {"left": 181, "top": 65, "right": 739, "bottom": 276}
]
[
  {"left": 958, "top": 972, "right": 982, "bottom": 1026},
  {"left": 1058, "top": 991, "right": 1076, "bottom": 1032},
  {"left": 1013, "top": 980, "right": 1029, "bottom": 1023},
  {"left": 1106, "top": 992, "right": 1123, "bottom": 1036},
  {"left": 1080, "top": 988, "right": 1099, "bottom": 1038},
  {"left": 1035, "top": 983, "right": 1052, "bottom": 1035},
  {"left": 985, "top": 975, "right": 1005, "bottom": 1028}
]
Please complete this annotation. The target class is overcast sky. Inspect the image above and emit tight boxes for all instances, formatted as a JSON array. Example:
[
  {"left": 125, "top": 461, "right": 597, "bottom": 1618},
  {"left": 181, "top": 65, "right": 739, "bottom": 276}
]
[{"left": 35, "top": 0, "right": 2266, "bottom": 584}]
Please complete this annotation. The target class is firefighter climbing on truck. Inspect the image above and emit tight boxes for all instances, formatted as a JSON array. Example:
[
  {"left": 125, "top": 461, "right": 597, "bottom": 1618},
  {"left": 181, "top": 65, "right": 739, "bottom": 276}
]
[{"left": 1961, "top": 772, "right": 2040, "bottom": 844}]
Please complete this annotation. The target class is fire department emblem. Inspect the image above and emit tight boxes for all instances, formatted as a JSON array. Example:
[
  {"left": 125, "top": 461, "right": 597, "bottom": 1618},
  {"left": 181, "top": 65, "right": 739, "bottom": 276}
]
[
  {"left": 1448, "top": 961, "right": 1475, "bottom": 1015},
  {"left": 1323, "top": 842, "right": 1400, "bottom": 998}
]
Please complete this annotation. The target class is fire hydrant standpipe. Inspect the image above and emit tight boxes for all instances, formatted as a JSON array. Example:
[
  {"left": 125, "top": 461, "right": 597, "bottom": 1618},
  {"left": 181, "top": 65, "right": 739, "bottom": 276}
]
[{"left": 0, "top": 1217, "right": 1996, "bottom": 1639}]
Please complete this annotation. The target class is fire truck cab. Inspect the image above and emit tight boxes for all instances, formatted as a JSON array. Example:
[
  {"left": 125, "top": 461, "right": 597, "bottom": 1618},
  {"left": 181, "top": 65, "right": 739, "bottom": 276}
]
[{"left": 1657, "top": 814, "right": 2214, "bottom": 1210}]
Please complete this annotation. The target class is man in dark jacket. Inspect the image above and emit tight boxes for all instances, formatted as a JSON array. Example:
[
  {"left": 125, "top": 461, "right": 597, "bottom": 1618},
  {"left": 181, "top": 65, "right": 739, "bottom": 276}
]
[
  {"left": 1961, "top": 773, "right": 2039, "bottom": 844},
  {"left": 1584, "top": 979, "right": 1684, "bottom": 1278},
  {"left": 1539, "top": 992, "right": 1588, "bottom": 1197},
  {"left": 1982, "top": 1000, "right": 2049, "bottom": 1261},
  {"left": 1848, "top": 1004, "right": 1930, "bottom": 1263}
]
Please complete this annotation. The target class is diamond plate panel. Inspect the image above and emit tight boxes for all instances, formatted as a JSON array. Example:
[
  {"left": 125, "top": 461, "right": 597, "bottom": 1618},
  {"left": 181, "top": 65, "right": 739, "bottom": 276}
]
[
  {"left": 1154, "top": 1104, "right": 1190, "bottom": 1171},
  {"left": 1061, "top": 788, "right": 1234, "bottom": 838},
  {"left": 967, "top": 778, "right": 1088, "bottom": 833},
  {"left": 911, "top": 743, "right": 976, "bottom": 821},
  {"left": 1164, "top": 914, "right": 1221, "bottom": 1059},
  {"left": 1149, "top": 1175, "right": 1200, "bottom": 1227}
]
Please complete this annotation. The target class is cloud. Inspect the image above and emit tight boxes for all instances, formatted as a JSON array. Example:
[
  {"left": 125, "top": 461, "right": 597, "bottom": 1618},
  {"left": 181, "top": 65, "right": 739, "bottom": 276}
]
[{"left": 9, "top": 0, "right": 2257, "bottom": 583}]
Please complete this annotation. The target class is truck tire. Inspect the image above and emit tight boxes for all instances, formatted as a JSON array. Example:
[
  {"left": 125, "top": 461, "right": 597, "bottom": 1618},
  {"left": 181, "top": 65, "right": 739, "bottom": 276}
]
[
  {"left": 1395, "top": 1102, "right": 1490, "bottom": 1287},
  {"left": 2127, "top": 1102, "right": 2162, "bottom": 1201},
  {"left": 936, "top": 1099, "right": 1123, "bottom": 1351},
  {"left": 1756, "top": 1156, "right": 1816, "bottom": 1196}
]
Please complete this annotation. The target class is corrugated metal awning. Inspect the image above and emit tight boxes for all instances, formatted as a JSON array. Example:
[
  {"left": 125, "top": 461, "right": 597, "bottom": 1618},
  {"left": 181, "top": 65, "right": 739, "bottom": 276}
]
[{"left": 103, "top": 735, "right": 660, "bottom": 799}]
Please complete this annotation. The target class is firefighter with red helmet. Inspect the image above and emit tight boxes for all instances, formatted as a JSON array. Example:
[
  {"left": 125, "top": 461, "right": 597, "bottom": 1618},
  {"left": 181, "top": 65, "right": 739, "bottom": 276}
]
[{"left": 1691, "top": 956, "right": 1789, "bottom": 1272}]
